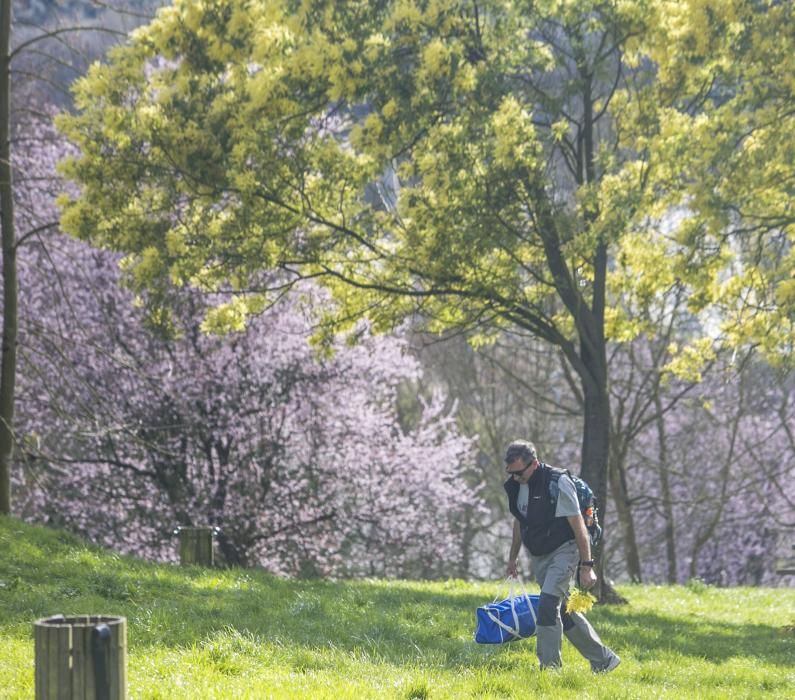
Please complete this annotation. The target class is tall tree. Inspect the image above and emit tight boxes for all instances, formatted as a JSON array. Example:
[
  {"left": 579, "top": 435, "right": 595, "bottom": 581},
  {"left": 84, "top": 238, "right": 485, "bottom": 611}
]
[
  {"left": 12, "top": 104, "right": 480, "bottom": 578},
  {"left": 57, "top": 0, "right": 792, "bottom": 592},
  {"left": 0, "top": 0, "right": 16, "bottom": 514},
  {"left": 0, "top": 0, "right": 146, "bottom": 513},
  {"left": 16, "top": 238, "right": 479, "bottom": 576}
]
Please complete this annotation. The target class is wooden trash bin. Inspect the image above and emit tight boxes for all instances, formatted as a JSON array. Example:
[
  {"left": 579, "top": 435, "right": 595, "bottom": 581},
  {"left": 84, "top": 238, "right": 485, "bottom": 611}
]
[
  {"left": 177, "top": 526, "right": 214, "bottom": 566},
  {"left": 34, "top": 615, "right": 127, "bottom": 700},
  {"left": 776, "top": 543, "right": 795, "bottom": 575}
]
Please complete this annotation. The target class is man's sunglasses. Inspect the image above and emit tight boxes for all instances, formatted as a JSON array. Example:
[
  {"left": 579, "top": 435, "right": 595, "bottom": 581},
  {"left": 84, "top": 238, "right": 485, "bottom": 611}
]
[{"left": 506, "top": 461, "right": 533, "bottom": 477}]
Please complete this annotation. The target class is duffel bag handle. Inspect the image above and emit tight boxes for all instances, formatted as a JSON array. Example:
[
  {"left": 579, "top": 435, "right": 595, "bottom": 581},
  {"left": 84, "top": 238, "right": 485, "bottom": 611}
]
[
  {"left": 486, "top": 576, "right": 537, "bottom": 640},
  {"left": 493, "top": 575, "right": 529, "bottom": 602},
  {"left": 508, "top": 576, "right": 537, "bottom": 629}
]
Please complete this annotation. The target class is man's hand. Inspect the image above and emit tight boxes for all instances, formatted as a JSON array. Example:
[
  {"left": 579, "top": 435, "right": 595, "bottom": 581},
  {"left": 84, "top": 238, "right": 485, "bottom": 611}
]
[
  {"left": 578, "top": 565, "right": 597, "bottom": 590},
  {"left": 507, "top": 521, "right": 522, "bottom": 578},
  {"left": 506, "top": 559, "right": 518, "bottom": 578}
]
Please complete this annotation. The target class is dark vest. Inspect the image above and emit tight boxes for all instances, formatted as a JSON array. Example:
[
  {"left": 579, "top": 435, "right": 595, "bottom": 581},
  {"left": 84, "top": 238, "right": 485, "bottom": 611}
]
[{"left": 504, "top": 462, "right": 575, "bottom": 556}]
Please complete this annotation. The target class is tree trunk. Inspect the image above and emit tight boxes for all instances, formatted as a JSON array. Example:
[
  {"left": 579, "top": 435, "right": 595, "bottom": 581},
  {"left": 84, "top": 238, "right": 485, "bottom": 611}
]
[
  {"left": 458, "top": 503, "right": 474, "bottom": 579},
  {"left": 655, "top": 395, "right": 678, "bottom": 583},
  {"left": 688, "top": 388, "right": 742, "bottom": 580},
  {"left": 579, "top": 369, "right": 626, "bottom": 603},
  {"left": 572, "top": 64, "right": 626, "bottom": 602},
  {"left": 580, "top": 382, "right": 609, "bottom": 521},
  {"left": 0, "top": 0, "right": 16, "bottom": 515},
  {"left": 608, "top": 445, "right": 643, "bottom": 582}
]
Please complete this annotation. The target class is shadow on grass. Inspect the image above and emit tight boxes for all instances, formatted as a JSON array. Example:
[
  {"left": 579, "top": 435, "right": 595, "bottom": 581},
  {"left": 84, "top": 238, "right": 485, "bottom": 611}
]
[
  {"left": 1, "top": 518, "right": 792, "bottom": 671},
  {"left": 591, "top": 606, "right": 794, "bottom": 668}
]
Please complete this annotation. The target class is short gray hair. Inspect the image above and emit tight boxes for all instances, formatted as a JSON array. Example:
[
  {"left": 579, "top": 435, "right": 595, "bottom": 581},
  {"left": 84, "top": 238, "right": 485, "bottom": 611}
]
[{"left": 504, "top": 440, "right": 537, "bottom": 465}]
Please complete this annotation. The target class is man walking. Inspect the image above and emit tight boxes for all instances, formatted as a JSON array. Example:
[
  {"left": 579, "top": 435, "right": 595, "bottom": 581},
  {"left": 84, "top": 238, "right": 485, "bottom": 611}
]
[{"left": 504, "top": 439, "right": 620, "bottom": 672}]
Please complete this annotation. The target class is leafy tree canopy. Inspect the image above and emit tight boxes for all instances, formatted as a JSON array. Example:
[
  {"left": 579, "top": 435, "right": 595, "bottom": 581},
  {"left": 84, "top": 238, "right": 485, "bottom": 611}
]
[
  {"left": 642, "top": 0, "right": 794, "bottom": 364},
  {"left": 57, "top": 0, "right": 792, "bottom": 371}
]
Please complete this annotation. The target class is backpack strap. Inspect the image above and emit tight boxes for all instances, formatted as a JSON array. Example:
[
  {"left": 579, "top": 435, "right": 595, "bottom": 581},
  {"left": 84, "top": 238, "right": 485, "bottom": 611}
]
[{"left": 545, "top": 465, "right": 570, "bottom": 507}]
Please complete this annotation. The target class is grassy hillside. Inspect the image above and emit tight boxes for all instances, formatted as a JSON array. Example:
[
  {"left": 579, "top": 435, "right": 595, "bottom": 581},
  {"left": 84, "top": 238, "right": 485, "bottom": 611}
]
[{"left": 1, "top": 516, "right": 793, "bottom": 699}]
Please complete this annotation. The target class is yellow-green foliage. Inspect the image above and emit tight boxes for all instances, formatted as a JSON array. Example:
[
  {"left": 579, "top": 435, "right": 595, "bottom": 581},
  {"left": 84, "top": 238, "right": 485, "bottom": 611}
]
[
  {"left": 663, "top": 338, "right": 717, "bottom": 383},
  {"left": 639, "top": 0, "right": 795, "bottom": 366},
  {"left": 57, "top": 0, "right": 793, "bottom": 366}
]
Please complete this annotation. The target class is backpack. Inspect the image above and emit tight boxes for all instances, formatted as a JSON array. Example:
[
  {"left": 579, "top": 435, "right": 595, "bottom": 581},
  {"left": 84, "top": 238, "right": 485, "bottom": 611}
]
[{"left": 546, "top": 466, "right": 602, "bottom": 546}]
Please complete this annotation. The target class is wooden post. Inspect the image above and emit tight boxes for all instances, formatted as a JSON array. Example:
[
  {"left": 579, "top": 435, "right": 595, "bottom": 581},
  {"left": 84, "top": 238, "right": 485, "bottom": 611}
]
[
  {"left": 775, "top": 543, "right": 795, "bottom": 576},
  {"left": 34, "top": 615, "right": 127, "bottom": 700},
  {"left": 178, "top": 526, "right": 214, "bottom": 566}
]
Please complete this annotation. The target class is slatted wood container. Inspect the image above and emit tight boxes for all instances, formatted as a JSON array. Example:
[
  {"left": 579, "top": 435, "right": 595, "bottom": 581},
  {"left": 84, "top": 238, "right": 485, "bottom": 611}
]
[
  {"left": 776, "top": 543, "right": 795, "bottom": 575},
  {"left": 34, "top": 615, "right": 127, "bottom": 700},
  {"left": 178, "top": 526, "right": 214, "bottom": 566}
]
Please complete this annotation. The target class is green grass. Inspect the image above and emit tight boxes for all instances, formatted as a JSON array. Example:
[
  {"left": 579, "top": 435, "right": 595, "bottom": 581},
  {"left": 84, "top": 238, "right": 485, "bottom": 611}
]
[{"left": 1, "top": 516, "right": 793, "bottom": 699}]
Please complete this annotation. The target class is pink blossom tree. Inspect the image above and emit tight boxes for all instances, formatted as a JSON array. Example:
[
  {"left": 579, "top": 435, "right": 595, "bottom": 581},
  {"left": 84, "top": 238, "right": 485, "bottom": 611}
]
[
  {"left": 11, "top": 114, "right": 481, "bottom": 578},
  {"left": 605, "top": 349, "right": 795, "bottom": 586}
]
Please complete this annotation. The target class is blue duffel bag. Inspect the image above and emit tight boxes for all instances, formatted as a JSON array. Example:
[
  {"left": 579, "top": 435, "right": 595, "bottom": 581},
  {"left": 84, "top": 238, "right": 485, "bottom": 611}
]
[{"left": 474, "top": 579, "right": 539, "bottom": 644}]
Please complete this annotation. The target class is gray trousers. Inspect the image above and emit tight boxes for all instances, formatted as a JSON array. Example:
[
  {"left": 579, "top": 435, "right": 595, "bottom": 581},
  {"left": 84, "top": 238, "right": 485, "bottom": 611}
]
[{"left": 531, "top": 540, "right": 614, "bottom": 670}]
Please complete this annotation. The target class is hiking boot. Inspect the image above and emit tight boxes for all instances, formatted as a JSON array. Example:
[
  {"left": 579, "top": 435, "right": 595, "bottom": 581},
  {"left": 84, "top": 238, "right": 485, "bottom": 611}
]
[{"left": 593, "top": 653, "right": 620, "bottom": 673}]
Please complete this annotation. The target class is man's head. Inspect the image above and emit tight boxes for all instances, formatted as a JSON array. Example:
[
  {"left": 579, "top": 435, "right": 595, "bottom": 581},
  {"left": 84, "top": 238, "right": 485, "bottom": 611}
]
[{"left": 504, "top": 440, "right": 539, "bottom": 483}]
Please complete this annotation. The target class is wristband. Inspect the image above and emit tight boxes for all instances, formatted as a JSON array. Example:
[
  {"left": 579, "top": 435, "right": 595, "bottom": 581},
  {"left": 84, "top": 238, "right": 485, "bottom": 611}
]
[{"left": 579, "top": 560, "right": 594, "bottom": 567}]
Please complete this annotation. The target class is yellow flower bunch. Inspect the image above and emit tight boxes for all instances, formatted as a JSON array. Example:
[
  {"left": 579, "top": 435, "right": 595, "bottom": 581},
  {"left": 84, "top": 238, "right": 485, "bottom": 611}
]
[{"left": 567, "top": 588, "right": 596, "bottom": 614}]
